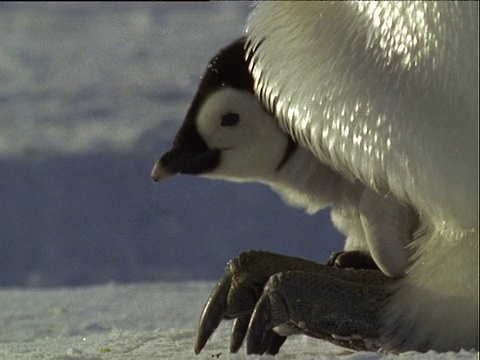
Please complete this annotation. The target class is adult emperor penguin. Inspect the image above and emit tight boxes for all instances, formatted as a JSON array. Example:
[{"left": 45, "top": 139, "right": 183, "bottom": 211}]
[{"left": 152, "top": 2, "right": 478, "bottom": 355}]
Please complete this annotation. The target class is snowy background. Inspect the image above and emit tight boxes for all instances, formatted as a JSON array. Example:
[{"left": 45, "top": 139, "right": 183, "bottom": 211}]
[
  {"left": 0, "top": 2, "right": 341, "bottom": 288},
  {"left": 0, "top": 3, "right": 477, "bottom": 359}
]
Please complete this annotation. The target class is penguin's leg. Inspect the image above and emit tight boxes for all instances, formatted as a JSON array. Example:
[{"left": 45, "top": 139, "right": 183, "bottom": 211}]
[
  {"left": 246, "top": 269, "right": 393, "bottom": 354},
  {"left": 358, "top": 188, "right": 417, "bottom": 278},
  {"left": 195, "top": 250, "right": 322, "bottom": 355},
  {"left": 327, "top": 190, "right": 418, "bottom": 274},
  {"left": 195, "top": 250, "right": 393, "bottom": 355}
]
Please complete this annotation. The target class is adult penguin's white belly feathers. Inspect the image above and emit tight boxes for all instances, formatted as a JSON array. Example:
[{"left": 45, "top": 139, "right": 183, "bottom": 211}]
[{"left": 246, "top": 1, "right": 478, "bottom": 353}]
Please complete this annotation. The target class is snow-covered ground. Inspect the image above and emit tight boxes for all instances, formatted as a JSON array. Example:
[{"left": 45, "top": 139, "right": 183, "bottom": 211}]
[
  {"left": 0, "top": 282, "right": 478, "bottom": 360},
  {"left": 0, "top": 3, "right": 477, "bottom": 359}
]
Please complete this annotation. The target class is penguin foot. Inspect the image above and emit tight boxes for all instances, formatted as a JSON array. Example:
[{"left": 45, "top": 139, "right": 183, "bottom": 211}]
[
  {"left": 327, "top": 250, "right": 379, "bottom": 270},
  {"left": 194, "top": 250, "right": 393, "bottom": 355}
]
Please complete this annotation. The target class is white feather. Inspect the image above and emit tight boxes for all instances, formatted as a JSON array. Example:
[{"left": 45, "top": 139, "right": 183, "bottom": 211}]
[{"left": 245, "top": 1, "right": 478, "bottom": 352}]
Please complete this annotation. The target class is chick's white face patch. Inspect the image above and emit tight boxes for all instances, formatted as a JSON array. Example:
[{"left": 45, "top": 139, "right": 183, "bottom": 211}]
[
  {"left": 196, "top": 89, "right": 261, "bottom": 150},
  {"left": 195, "top": 88, "right": 290, "bottom": 182}
]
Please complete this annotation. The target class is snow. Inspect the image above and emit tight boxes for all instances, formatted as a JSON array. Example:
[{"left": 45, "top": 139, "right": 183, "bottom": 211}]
[
  {"left": 0, "top": 3, "right": 477, "bottom": 359},
  {"left": 0, "top": 282, "right": 477, "bottom": 359}
]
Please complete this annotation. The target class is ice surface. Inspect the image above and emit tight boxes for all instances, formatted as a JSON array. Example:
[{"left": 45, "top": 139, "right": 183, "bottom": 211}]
[{"left": 0, "top": 282, "right": 477, "bottom": 359}]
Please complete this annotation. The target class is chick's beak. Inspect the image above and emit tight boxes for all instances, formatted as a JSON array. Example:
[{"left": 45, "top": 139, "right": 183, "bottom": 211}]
[
  {"left": 151, "top": 147, "right": 221, "bottom": 183},
  {"left": 151, "top": 159, "right": 174, "bottom": 182},
  {"left": 151, "top": 110, "right": 221, "bottom": 183}
]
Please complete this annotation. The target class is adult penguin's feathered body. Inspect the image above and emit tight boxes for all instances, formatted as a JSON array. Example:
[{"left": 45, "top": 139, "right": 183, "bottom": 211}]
[{"left": 245, "top": 2, "right": 478, "bottom": 352}]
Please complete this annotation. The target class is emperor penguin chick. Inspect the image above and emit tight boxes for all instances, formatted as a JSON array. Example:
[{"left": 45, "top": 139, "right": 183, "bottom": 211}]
[{"left": 151, "top": 38, "right": 418, "bottom": 279}]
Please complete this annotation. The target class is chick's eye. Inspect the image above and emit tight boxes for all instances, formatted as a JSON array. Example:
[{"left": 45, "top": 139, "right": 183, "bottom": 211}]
[{"left": 221, "top": 112, "right": 240, "bottom": 127}]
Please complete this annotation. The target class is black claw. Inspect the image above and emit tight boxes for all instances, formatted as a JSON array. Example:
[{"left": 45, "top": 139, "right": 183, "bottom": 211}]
[
  {"left": 195, "top": 272, "right": 233, "bottom": 354},
  {"left": 265, "top": 333, "right": 287, "bottom": 355},
  {"left": 257, "top": 330, "right": 287, "bottom": 355},
  {"left": 246, "top": 294, "right": 272, "bottom": 355},
  {"left": 258, "top": 330, "right": 275, "bottom": 355},
  {"left": 230, "top": 314, "right": 250, "bottom": 353}
]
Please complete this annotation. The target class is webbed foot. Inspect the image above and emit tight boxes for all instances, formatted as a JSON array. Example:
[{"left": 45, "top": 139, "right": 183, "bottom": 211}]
[{"left": 195, "top": 250, "right": 393, "bottom": 355}]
